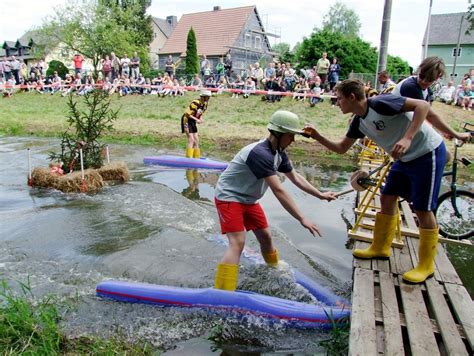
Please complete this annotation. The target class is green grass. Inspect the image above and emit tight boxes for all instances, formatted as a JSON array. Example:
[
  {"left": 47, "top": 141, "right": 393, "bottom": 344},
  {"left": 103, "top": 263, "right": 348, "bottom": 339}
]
[
  {"left": 0, "top": 279, "right": 155, "bottom": 355},
  {"left": 1, "top": 91, "right": 472, "bottom": 176}
]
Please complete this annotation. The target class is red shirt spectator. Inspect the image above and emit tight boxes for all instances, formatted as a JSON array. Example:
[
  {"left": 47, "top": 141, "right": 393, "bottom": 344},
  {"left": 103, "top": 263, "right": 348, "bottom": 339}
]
[{"left": 73, "top": 54, "right": 84, "bottom": 74}]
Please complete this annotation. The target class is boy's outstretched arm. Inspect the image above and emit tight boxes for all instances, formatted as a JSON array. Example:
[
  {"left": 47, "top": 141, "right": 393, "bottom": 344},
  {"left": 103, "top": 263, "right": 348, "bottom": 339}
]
[
  {"left": 265, "top": 174, "right": 322, "bottom": 237},
  {"left": 304, "top": 124, "right": 356, "bottom": 154}
]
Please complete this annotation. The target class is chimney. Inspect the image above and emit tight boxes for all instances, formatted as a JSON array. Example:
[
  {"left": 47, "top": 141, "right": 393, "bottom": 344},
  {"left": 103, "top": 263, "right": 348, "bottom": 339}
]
[
  {"left": 213, "top": 6, "right": 221, "bottom": 11},
  {"left": 166, "top": 15, "right": 177, "bottom": 28}
]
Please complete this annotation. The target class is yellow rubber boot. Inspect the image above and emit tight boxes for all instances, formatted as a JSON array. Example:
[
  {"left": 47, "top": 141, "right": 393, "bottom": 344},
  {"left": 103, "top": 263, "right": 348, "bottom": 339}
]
[
  {"left": 185, "top": 148, "right": 194, "bottom": 158},
  {"left": 353, "top": 213, "right": 397, "bottom": 259},
  {"left": 214, "top": 263, "right": 239, "bottom": 291},
  {"left": 185, "top": 169, "right": 194, "bottom": 184},
  {"left": 403, "top": 228, "right": 439, "bottom": 284},
  {"left": 193, "top": 148, "right": 201, "bottom": 159},
  {"left": 263, "top": 249, "right": 279, "bottom": 267}
]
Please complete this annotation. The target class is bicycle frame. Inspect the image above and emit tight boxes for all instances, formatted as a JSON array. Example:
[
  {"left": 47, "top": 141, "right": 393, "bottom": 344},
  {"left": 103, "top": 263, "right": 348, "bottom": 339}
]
[{"left": 443, "top": 139, "right": 465, "bottom": 219}]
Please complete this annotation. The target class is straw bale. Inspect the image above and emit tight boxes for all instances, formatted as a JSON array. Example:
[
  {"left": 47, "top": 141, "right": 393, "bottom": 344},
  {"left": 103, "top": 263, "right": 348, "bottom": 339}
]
[
  {"left": 97, "top": 161, "right": 129, "bottom": 182},
  {"left": 31, "top": 167, "right": 104, "bottom": 193}
]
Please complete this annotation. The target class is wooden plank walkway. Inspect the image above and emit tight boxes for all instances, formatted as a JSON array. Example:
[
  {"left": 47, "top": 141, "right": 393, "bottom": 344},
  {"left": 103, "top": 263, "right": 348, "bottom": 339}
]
[{"left": 349, "top": 157, "right": 473, "bottom": 355}]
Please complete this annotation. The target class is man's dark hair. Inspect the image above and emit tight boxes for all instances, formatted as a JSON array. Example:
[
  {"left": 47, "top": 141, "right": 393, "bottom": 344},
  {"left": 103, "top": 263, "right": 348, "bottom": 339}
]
[{"left": 335, "top": 79, "right": 366, "bottom": 101}]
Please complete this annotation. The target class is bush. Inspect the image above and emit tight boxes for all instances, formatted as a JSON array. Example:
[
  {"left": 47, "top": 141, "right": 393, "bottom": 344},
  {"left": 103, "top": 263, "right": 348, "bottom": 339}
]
[{"left": 46, "top": 60, "right": 69, "bottom": 79}]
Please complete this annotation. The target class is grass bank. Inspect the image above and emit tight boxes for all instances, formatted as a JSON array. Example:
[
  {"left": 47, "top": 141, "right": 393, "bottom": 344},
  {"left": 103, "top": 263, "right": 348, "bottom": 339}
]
[
  {"left": 0, "top": 91, "right": 472, "bottom": 171},
  {"left": 0, "top": 280, "right": 155, "bottom": 354}
]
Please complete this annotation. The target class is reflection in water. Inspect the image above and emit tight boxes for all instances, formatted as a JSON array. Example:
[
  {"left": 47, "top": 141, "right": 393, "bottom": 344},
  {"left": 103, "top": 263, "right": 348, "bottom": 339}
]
[{"left": 181, "top": 169, "right": 219, "bottom": 202}]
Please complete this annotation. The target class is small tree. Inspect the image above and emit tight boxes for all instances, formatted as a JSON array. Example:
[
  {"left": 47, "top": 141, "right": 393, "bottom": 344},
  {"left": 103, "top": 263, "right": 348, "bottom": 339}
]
[
  {"left": 46, "top": 60, "right": 69, "bottom": 78},
  {"left": 185, "top": 27, "right": 200, "bottom": 76},
  {"left": 49, "top": 90, "right": 119, "bottom": 172}
]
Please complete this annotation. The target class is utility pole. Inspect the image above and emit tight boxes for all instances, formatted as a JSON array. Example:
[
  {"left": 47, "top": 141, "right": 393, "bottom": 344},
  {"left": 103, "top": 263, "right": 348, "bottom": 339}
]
[
  {"left": 451, "top": 14, "right": 465, "bottom": 82},
  {"left": 376, "top": 0, "right": 393, "bottom": 90},
  {"left": 424, "top": 0, "right": 433, "bottom": 59}
]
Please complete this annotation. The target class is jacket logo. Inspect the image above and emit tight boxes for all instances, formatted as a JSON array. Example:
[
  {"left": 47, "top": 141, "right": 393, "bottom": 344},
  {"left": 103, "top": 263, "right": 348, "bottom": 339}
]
[{"left": 373, "top": 120, "right": 386, "bottom": 131}]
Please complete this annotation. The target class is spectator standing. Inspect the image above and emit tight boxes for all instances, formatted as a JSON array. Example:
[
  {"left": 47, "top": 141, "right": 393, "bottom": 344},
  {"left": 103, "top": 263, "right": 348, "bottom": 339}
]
[
  {"left": 38, "top": 58, "right": 47, "bottom": 76},
  {"left": 73, "top": 53, "right": 84, "bottom": 74},
  {"left": 3, "top": 57, "right": 12, "bottom": 80},
  {"left": 20, "top": 60, "right": 28, "bottom": 83},
  {"left": 316, "top": 52, "right": 330, "bottom": 90},
  {"left": 263, "top": 62, "right": 275, "bottom": 86},
  {"left": 202, "top": 62, "right": 212, "bottom": 83},
  {"left": 328, "top": 57, "right": 341, "bottom": 92},
  {"left": 0, "top": 57, "right": 5, "bottom": 80},
  {"left": 130, "top": 52, "right": 140, "bottom": 79},
  {"left": 10, "top": 56, "right": 20, "bottom": 84},
  {"left": 200, "top": 55, "right": 210, "bottom": 76},
  {"left": 101, "top": 55, "right": 112, "bottom": 82},
  {"left": 251, "top": 62, "right": 264, "bottom": 89},
  {"left": 111, "top": 52, "right": 120, "bottom": 80},
  {"left": 120, "top": 54, "right": 131, "bottom": 78},
  {"left": 165, "top": 55, "right": 175, "bottom": 78},
  {"left": 283, "top": 63, "right": 296, "bottom": 91},
  {"left": 215, "top": 57, "right": 225, "bottom": 84},
  {"left": 224, "top": 53, "right": 233, "bottom": 80}
]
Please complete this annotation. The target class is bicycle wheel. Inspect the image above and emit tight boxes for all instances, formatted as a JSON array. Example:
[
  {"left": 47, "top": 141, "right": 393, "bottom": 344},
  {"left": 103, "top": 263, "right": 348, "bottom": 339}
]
[{"left": 435, "top": 190, "right": 474, "bottom": 239}]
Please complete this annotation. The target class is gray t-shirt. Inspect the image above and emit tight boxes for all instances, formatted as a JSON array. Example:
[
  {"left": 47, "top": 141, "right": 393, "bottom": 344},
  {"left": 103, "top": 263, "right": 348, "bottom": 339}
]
[
  {"left": 346, "top": 94, "right": 442, "bottom": 162},
  {"left": 215, "top": 139, "right": 292, "bottom": 203}
]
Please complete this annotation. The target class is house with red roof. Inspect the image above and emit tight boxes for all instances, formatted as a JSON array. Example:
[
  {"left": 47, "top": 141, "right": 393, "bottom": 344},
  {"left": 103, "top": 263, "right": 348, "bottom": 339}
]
[{"left": 158, "top": 5, "right": 276, "bottom": 78}]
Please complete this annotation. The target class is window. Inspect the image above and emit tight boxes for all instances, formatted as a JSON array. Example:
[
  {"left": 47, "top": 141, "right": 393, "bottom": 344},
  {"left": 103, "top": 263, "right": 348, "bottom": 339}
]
[
  {"left": 244, "top": 34, "right": 251, "bottom": 48},
  {"left": 452, "top": 47, "right": 462, "bottom": 57},
  {"left": 255, "top": 36, "right": 261, "bottom": 49}
]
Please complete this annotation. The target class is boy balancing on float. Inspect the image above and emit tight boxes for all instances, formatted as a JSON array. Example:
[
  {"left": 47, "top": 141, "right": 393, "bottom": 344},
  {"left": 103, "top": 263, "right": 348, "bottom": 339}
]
[
  {"left": 303, "top": 79, "right": 471, "bottom": 284},
  {"left": 213, "top": 110, "right": 337, "bottom": 291},
  {"left": 181, "top": 90, "right": 211, "bottom": 158}
]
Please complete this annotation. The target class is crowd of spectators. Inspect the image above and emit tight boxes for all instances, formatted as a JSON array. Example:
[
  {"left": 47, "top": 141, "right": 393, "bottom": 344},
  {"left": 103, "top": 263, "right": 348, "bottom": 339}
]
[
  {"left": 1, "top": 50, "right": 472, "bottom": 111},
  {"left": 435, "top": 73, "right": 474, "bottom": 111}
]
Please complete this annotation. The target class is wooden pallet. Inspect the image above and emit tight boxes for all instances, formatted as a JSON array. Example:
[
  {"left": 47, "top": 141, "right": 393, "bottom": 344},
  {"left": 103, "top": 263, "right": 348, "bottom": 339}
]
[
  {"left": 350, "top": 238, "right": 473, "bottom": 355},
  {"left": 349, "top": 152, "right": 473, "bottom": 355}
]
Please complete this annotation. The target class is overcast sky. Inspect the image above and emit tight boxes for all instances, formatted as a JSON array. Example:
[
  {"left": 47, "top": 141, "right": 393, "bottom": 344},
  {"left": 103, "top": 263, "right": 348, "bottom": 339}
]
[{"left": 1, "top": 0, "right": 471, "bottom": 67}]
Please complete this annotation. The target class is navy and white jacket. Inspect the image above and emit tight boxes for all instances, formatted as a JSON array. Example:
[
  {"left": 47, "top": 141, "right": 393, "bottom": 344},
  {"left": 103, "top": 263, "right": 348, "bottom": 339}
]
[{"left": 346, "top": 94, "right": 442, "bottom": 162}]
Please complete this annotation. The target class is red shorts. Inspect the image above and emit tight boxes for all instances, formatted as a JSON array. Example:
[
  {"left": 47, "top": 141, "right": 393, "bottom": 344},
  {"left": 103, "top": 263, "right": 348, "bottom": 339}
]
[{"left": 214, "top": 198, "right": 269, "bottom": 233}]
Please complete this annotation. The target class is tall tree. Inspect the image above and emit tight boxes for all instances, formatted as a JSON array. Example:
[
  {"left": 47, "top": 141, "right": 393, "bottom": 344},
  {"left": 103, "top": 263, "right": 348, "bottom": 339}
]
[
  {"left": 321, "top": 2, "right": 361, "bottom": 38},
  {"left": 295, "top": 29, "right": 410, "bottom": 79},
  {"left": 38, "top": 1, "right": 138, "bottom": 72},
  {"left": 272, "top": 42, "right": 294, "bottom": 64},
  {"left": 185, "top": 28, "right": 199, "bottom": 76},
  {"left": 99, "top": 0, "right": 153, "bottom": 48}
]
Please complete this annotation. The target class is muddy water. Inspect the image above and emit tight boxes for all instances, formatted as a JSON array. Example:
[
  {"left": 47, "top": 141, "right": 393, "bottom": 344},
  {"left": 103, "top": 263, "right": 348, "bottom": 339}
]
[{"left": 11, "top": 136, "right": 471, "bottom": 353}]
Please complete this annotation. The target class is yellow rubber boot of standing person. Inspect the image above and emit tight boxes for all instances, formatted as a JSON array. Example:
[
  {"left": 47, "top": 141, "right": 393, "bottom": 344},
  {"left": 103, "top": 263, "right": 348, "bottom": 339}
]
[
  {"left": 263, "top": 249, "right": 279, "bottom": 267},
  {"left": 193, "top": 148, "right": 201, "bottom": 159},
  {"left": 214, "top": 263, "right": 239, "bottom": 291},
  {"left": 403, "top": 228, "right": 439, "bottom": 284},
  {"left": 185, "top": 148, "right": 194, "bottom": 158},
  {"left": 353, "top": 213, "right": 398, "bottom": 259}
]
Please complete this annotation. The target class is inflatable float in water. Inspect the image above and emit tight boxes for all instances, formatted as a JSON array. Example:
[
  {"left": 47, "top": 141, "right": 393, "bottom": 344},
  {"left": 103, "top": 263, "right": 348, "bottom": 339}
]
[
  {"left": 96, "top": 280, "right": 350, "bottom": 329},
  {"left": 144, "top": 155, "right": 228, "bottom": 170}
]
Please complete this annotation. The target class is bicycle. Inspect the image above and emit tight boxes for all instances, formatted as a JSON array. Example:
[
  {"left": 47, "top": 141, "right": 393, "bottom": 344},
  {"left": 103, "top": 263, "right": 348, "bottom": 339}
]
[{"left": 434, "top": 122, "right": 474, "bottom": 239}]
